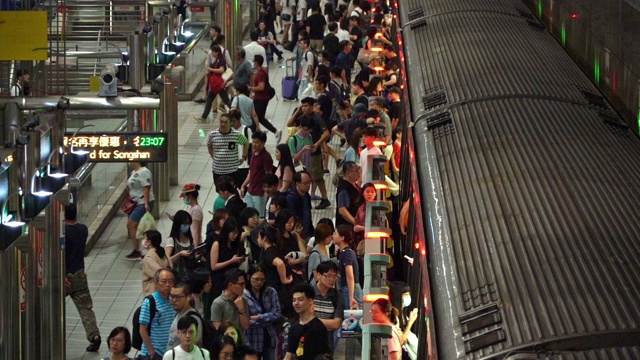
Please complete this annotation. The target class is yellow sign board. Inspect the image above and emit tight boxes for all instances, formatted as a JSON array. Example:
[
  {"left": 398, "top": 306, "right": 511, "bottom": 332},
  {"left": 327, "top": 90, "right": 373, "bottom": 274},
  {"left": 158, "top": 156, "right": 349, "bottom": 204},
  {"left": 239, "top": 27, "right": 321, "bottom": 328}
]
[{"left": 0, "top": 11, "right": 48, "bottom": 60}]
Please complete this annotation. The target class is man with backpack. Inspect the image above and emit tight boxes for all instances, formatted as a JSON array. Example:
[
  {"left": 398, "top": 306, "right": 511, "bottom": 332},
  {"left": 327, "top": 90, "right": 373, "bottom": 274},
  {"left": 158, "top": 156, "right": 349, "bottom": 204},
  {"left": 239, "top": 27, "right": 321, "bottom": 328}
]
[
  {"left": 162, "top": 316, "right": 211, "bottom": 360},
  {"left": 137, "top": 268, "right": 177, "bottom": 360},
  {"left": 298, "top": 39, "right": 317, "bottom": 99},
  {"left": 313, "top": 261, "right": 345, "bottom": 353}
]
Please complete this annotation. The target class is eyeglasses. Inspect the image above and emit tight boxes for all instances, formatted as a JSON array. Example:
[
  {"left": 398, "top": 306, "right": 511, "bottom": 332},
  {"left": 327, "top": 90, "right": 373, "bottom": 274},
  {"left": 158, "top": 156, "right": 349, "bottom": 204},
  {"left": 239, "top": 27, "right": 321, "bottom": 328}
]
[
  {"left": 322, "top": 273, "right": 338, "bottom": 280},
  {"left": 300, "top": 181, "right": 312, "bottom": 186},
  {"left": 169, "top": 294, "right": 186, "bottom": 300}
]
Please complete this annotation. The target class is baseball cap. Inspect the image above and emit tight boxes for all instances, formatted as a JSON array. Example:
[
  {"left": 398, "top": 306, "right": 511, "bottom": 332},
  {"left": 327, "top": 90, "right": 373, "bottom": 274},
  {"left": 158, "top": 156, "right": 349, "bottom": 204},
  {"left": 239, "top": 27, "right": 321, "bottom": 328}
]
[{"left": 180, "top": 183, "right": 198, "bottom": 197}]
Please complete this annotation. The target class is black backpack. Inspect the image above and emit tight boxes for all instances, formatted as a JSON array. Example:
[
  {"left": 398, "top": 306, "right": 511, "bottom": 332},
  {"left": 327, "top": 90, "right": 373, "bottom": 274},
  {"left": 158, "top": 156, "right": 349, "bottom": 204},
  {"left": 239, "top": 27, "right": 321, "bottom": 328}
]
[
  {"left": 132, "top": 295, "right": 157, "bottom": 350},
  {"left": 186, "top": 310, "right": 218, "bottom": 353}
]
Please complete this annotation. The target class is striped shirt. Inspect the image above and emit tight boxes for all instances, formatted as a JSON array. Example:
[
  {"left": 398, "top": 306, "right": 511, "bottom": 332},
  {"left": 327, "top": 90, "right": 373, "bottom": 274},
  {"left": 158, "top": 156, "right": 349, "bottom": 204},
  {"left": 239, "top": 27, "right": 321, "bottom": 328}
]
[
  {"left": 140, "top": 292, "right": 176, "bottom": 356},
  {"left": 207, "top": 129, "right": 248, "bottom": 175}
]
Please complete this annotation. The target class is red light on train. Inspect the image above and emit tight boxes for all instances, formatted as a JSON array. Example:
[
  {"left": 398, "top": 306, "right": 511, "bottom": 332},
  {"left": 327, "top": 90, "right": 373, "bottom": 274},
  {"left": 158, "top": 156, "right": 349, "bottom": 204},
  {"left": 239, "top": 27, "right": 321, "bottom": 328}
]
[
  {"left": 421, "top": 249, "right": 426, "bottom": 256},
  {"left": 570, "top": 13, "right": 579, "bottom": 19},
  {"left": 364, "top": 293, "right": 389, "bottom": 302},
  {"left": 414, "top": 242, "right": 420, "bottom": 249}
]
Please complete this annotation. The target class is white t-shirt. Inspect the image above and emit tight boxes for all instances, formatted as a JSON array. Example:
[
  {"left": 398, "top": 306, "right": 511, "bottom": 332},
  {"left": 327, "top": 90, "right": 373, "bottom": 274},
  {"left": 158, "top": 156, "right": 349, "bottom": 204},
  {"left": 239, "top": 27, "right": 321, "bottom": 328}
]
[
  {"left": 280, "top": 0, "right": 293, "bottom": 15},
  {"left": 187, "top": 205, "right": 204, "bottom": 239},
  {"left": 243, "top": 42, "right": 267, "bottom": 69},
  {"left": 127, "top": 167, "right": 155, "bottom": 203},
  {"left": 301, "top": 50, "right": 315, "bottom": 80},
  {"left": 296, "top": 0, "right": 307, "bottom": 21},
  {"left": 359, "top": 146, "right": 383, "bottom": 184},
  {"left": 231, "top": 125, "right": 252, "bottom": 169},
  {"left": 336, "top": 28, "right": 350, "bottom": 42},
  {"left": 162, "top": 345, "right": 210, "bottom": 360}
]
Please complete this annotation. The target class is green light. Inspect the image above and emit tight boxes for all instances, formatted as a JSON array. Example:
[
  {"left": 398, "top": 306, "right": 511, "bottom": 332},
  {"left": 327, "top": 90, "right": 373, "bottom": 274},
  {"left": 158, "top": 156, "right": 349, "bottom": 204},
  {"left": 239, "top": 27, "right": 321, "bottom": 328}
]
[
  {"left": 561, "top": 21, "right": 566, "bottom": 46},
  {"left": 538, "top": 0, "right": 542, "bottom": 18},
  {"left": 594, "top": 58, "right": 600, "bottom": 85},
  {"left": 199, "top": 129, "right": 206, "bottom": 137},
  {"left": 153, "top": 110, "right": 158, "bottom": 130},
  {"left": 637, "top": 111, "right": 640, "bottom": 134}
]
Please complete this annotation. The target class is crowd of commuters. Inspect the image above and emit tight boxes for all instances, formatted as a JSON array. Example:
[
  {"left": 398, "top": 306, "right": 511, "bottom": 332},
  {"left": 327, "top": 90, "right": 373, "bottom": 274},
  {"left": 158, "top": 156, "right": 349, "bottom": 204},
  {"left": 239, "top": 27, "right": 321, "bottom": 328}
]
[{"left": 101, "top": 0, "right": 416, "bottom": 359}]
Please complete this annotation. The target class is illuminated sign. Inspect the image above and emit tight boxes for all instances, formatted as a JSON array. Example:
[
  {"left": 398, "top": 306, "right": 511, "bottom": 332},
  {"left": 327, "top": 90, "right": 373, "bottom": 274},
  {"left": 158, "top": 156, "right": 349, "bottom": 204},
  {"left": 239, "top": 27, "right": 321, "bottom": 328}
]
[{"left": 63, "top": 132, "right": 167, "bottom": 162}]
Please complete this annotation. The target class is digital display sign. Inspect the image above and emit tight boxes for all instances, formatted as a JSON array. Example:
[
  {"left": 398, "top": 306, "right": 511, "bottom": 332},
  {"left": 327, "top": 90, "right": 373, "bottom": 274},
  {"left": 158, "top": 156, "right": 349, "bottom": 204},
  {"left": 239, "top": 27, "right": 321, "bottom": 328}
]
[{"left": 63, "top": 132, "right": 167, "bottom": 162}]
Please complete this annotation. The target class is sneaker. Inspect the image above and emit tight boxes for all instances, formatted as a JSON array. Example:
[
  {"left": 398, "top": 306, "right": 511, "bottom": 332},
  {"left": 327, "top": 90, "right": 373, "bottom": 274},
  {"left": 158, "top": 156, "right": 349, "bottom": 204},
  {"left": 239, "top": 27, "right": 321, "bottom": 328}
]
[
  {"left": 277, "top": 57, "right": 284, "bottom": 64},
  {"left": 125, "top": 250, "right": 142, "bottom": 260},
  {"left": 315, "top": 199, "right": 331, "bottom": 210},
  {"left": 194, "top": 98, "right": 205, "bottom": 104},
  {"left": 86, "top": 335, "right": 101, "bottom": 352},
  {"left": 194, "top": 116, "right": 206, "bottom": 123},
  {"left": 275, "top": 130, "right": 283, "bottom": 143}
]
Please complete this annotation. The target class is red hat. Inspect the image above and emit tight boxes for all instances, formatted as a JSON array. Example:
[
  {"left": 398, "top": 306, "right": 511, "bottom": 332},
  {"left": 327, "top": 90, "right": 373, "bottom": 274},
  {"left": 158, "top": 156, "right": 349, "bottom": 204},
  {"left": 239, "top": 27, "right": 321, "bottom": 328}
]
[{"left": 180, "top": 183, "right": 198, "bottom": 197}]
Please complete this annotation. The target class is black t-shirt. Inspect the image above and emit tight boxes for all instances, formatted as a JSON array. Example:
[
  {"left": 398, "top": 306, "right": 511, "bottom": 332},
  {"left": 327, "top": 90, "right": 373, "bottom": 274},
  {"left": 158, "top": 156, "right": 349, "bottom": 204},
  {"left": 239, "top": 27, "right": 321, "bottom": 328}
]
[
  {"left": 317, "top": 92, "right": 333, "bottom": 125},
  {"left": 338, "top": 246, "right": 359, "bottom": 289},
  {"left": 309, "top": 114, "right": 327, "bottom": 156},
  {"left": 355, "top": 67, "right": 374, "bottom": 85},
  {"left": 306, "top": 14, "right": 327, "bottom": 40},
  {"left": 350, "top": 26, "right": 363, "bottom": 50},
  {"left": 323, "top": 33, "right": 340, "bottom": 64},
  {"left": 389, "top": 101, "right": 402, "bottom": 121},
  {"left": 286, "top": 317, "right": 331, "bottom": 359},
  {"left": 65, "top": 223, "right": 89, "bottom": 274},
  {"left": 354, "top": 94, "right": 369, "bottom": 109},
  {"left": 260, "top": 246, "right": 283, "bottom": 290}
]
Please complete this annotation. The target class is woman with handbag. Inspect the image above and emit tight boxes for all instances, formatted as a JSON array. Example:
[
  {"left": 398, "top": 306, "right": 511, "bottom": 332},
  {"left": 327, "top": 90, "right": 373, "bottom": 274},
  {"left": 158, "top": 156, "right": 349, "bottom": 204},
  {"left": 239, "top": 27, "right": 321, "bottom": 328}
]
[
  {"left": 279, "top": 0, "right": 293, "bottom": 46},
  {"left": 195, "top": 45, "right": 232, "bottom": 123},
  {"left": 124, "top": 162, "right": 154, "bottom": 260}
]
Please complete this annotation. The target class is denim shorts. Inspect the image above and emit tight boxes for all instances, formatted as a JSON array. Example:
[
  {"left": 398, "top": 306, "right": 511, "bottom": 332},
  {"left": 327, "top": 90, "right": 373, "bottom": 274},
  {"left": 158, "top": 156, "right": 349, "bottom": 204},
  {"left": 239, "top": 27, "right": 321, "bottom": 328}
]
[{"left": 129, "top": 201, "right": 154, "bottom": 222}]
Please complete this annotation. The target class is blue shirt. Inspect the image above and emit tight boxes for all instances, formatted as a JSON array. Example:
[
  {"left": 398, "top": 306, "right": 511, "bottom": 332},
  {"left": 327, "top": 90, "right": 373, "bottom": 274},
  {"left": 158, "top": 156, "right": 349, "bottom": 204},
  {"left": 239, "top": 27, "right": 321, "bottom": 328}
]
[
  {"left": 243, "top": 286, "right": 281, "bottom": 352},
  {"left": 139, "top": 292, "right": 176, "bottom": 356}
]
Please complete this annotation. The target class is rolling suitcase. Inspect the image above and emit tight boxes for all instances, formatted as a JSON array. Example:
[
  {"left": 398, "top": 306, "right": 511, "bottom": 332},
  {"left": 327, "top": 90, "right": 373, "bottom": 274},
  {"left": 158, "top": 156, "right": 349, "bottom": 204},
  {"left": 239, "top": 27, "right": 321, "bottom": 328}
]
[{"left": 282, "top": 58, "right": 298, "bottom": 101}]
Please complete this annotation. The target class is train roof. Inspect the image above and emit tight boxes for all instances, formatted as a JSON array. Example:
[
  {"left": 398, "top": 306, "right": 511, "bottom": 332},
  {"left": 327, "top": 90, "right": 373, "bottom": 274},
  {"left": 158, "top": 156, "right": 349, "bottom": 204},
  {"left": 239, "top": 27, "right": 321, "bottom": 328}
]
[{"left": 400, "top": 0, "right": 640, "bottom": 358}]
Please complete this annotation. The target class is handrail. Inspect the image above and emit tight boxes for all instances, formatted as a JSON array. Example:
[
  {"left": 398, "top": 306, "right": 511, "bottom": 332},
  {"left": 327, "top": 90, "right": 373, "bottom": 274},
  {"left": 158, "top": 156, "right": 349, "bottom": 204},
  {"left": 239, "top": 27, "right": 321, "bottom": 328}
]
[{"left": 183, "top": 22, "right": 213, "bottom": 55}]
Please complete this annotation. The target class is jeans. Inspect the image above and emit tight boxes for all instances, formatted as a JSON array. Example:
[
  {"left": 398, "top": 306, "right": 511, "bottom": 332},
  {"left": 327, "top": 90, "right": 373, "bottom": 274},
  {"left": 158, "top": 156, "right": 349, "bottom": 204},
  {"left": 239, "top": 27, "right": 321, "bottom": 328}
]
[
  {"left": 340, "top": 284, "right": 363, "bottom": 309},
  {"left": 244, "top": 193, "right": 266, "bottom": 217},
  {"left": 253, "top": 99, "right": 278, "bottom": 133}
]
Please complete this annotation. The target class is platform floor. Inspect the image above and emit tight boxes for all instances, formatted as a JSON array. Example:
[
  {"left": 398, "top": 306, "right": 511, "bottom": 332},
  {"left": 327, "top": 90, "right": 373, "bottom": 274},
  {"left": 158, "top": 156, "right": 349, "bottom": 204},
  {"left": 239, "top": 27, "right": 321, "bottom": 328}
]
[{"left": 64, "top": 49, "right": 350, "bottom": 359}]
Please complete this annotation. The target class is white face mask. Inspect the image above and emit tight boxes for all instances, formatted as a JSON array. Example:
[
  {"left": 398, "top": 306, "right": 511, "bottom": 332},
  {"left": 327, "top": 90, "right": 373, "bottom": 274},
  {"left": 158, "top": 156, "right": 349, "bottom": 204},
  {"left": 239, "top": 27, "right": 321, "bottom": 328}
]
[{"left": 402, "top": 295, "right": 411, "bottom": 308}]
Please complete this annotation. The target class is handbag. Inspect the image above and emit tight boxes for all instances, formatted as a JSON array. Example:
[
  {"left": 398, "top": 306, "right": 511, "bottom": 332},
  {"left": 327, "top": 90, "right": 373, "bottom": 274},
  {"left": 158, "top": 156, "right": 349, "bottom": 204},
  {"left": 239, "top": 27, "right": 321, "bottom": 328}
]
[
  {"left": 281, "top": 13, "right": 291, "bottom": 21},
  {"left": 267, "top": 85, "right": 276, "bottom": 100},
  {"left": 121, "top": 193, "right": 137, "bottom": 215},
  {"left": 357, "top": 48, "right": 374, "bottom": 65},
  {"left": 222, "top": 67, "right": 233, "bottom": 82},
  {"left": 208, "top": 71, "right": 224, "bottom": 94}
]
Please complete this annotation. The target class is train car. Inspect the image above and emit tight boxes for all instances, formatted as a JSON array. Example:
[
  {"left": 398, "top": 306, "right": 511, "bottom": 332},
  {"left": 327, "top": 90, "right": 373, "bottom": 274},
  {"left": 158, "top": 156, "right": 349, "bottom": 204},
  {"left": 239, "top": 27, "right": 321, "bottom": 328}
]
[{"left": 396, "top": 0, "right": 640, "bottom": 358}]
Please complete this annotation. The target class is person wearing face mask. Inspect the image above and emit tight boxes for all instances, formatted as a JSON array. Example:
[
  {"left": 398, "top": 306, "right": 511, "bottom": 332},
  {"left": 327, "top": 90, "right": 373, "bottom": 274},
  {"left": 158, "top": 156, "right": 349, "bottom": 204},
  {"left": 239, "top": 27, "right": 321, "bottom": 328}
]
[
  {"left": 181, "top": 184, "right": 204, "bottom": 246},
  {"left": 166, "top": 210, "right": 196, "bottom": 283},
  {"left": 389, "top": 282, "right": 419, "bottom": 360}
]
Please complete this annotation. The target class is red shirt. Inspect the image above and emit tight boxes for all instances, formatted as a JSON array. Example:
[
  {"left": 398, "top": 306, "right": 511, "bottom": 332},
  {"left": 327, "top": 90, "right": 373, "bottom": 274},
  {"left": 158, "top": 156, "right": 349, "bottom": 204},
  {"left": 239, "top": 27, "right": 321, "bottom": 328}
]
[
  {"left": 393, "top": 140, "right": 401, "bottom": 170},
  {"left": 252, "top": 68, "right": 270, "bottom": 100},
  {"left": 248, "top": 148, "right": 273, "bottom": 196}
]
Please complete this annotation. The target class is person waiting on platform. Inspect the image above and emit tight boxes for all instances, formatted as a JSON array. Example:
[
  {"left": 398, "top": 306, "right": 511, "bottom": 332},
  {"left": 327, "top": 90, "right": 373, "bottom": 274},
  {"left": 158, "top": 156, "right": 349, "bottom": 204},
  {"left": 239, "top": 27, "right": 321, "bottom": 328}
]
[
  {"left": 162, "top": 316, "right": 210, "bottom": 360},
  {"left": 181, "top": 183, "right": 204, "bottom": 246},
  {"left": 142, "top": 230, "right": 173, "bottom": 296},
  {"left": 64, "top": 203, "right": 101, "bottom": 352},
  {"left": 105, "top": 326, "right": 132, "bottom": 360},
  {"left": 333, "top": 224, "right": 363, "bottom": 309},
  {"left": 165, "top": 210, "right": 195, "bottom": 283},
  {"left": 125, "top": 161, "right": 154, "bottom": 260},
  {"left": 240, "top": 131, "right": 273, "bottom": 218},
  {"left": 369, "top": 298, "right": 402, "bottom": 360}
]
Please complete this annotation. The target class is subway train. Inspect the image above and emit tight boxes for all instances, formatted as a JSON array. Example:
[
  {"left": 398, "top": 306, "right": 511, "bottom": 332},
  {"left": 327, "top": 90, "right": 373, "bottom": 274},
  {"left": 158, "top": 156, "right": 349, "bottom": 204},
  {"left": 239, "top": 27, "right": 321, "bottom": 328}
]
[{"left": 394, "top": 0, "right": 640, "bottom": 358}]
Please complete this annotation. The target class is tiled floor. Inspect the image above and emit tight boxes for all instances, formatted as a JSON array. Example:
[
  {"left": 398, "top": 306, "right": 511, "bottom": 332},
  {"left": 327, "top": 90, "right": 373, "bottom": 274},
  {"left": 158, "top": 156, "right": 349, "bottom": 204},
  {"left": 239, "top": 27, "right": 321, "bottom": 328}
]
[{"left": 65, "top": 47, "right": 346, "bottom": 359}]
